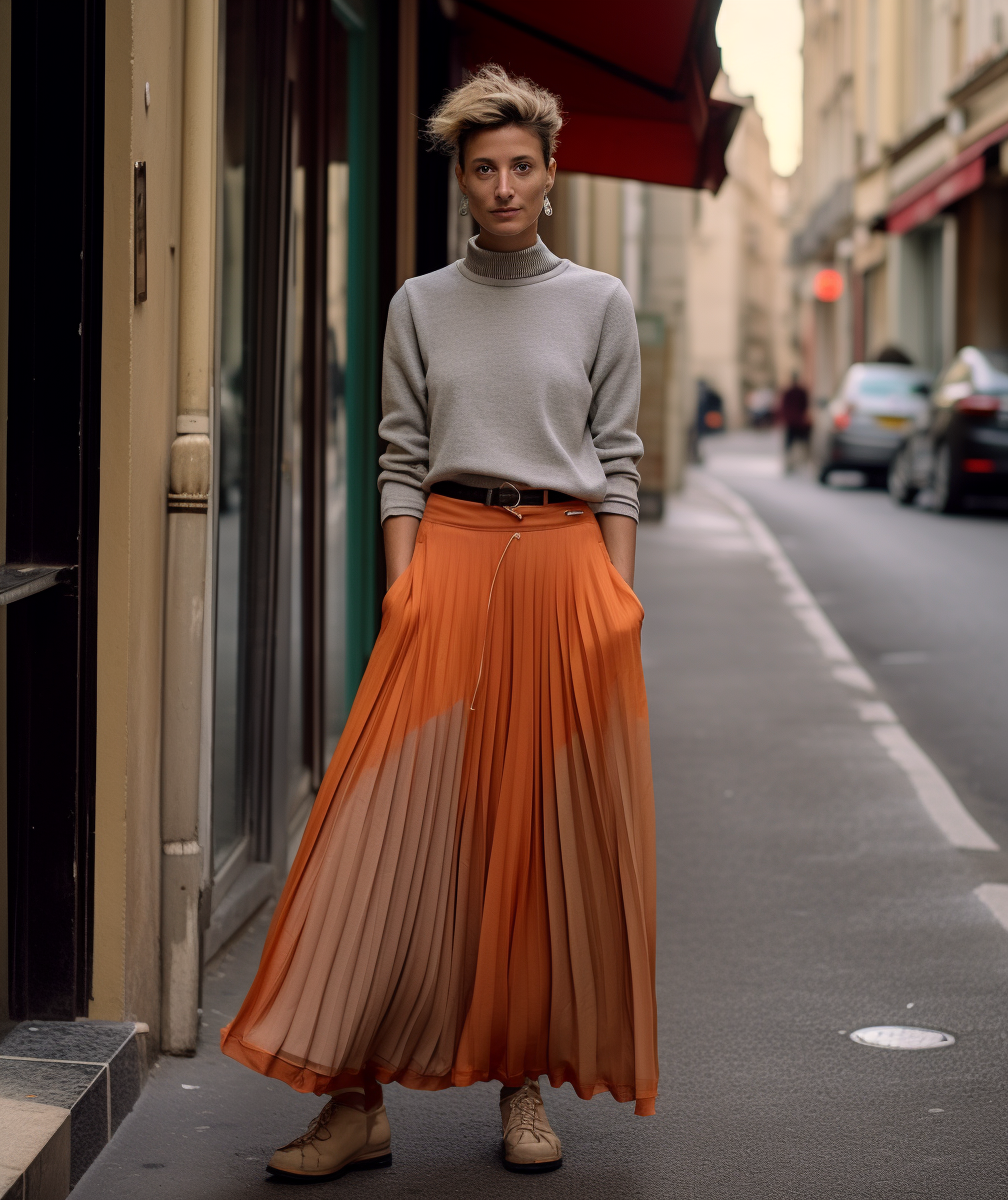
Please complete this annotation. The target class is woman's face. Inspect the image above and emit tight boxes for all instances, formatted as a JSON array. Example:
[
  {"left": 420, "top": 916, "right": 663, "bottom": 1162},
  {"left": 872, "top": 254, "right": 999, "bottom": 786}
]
[{"left": 456, "top": 124, "right": 556, "bottom": 250}]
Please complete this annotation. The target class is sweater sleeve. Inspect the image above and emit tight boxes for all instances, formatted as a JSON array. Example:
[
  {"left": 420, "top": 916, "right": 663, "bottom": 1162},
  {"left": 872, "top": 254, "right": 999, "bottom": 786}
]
[
  {"left": 377, "top": 285, "right": 429, "bottom": 522},
  {"left": 588, "top": 282, "right": 644, "bottom": 521}
]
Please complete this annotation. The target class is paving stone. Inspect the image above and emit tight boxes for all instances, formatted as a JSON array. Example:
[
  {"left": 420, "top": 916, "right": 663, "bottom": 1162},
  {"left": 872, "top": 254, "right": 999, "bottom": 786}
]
[
  {"left": 0, "top": 1023, "right": 134, "bottom": 1066},
  {"left": 0, "top": 1061, "right": 100, "bottom": 1111}
]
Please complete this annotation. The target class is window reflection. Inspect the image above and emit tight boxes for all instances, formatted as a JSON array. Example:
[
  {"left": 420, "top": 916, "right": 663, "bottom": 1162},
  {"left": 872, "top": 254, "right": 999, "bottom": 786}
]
[
  {"left": 213, "top": 0, "right": 249, "bottom": 872},
  {"left": 326, "top": 161, "right": 349, "bottom": 758},
  {"left": 284, "top": 165, "right": 307, "bottom": 812},
  {"left": 213, "top": 0, "right": 350, "bottom": 883}
]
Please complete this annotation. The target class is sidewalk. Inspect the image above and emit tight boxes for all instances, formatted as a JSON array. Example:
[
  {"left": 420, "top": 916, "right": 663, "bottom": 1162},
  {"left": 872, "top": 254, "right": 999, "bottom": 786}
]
[{"left": 73, "top": 471, "right": 1008, "bottom": 1199}]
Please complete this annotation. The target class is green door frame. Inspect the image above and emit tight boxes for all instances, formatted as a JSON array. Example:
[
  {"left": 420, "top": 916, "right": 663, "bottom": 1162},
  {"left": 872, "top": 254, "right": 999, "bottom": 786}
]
[{"left": 332, "top": 0, "right": 381, "bottom": 709}]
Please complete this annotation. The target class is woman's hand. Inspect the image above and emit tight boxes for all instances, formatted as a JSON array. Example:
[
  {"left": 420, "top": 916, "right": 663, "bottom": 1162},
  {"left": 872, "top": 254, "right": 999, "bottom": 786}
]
[
  {"left": 597, "top": 514, "right": 637, "bottom": 588},
  {"left": 383, "top": 516, "right": 421, "bottom": 590}
]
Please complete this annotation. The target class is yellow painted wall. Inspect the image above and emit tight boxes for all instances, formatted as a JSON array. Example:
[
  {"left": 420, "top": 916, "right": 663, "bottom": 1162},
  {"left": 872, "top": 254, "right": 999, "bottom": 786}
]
[
  {"left": 877, "top": 0, "right": 901, "bottom": 148},
  {"left": 0, "top": 0, "right": 10, "bottom": 1027},
  {"left": 590, "top": 177, "right": 622, "bottom": 279},
  {"left": 92, "top": 0, "right": 185, "bottom": 1037}
]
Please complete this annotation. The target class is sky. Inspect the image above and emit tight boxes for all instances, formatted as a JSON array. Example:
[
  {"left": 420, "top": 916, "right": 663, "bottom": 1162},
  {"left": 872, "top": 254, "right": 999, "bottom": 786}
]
[{"left": 715, "top": 0, "right": 804, "bottom": 177}]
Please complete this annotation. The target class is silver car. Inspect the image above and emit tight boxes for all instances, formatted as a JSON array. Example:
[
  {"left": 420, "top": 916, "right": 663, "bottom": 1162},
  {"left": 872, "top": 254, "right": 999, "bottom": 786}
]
[{"left": 813, "top": 363, "right": 933, "bottom": 485}]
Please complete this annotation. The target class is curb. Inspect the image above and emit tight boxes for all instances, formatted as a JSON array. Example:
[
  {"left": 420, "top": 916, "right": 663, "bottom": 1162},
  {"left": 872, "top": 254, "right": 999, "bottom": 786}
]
[{"left": 0, "top": 1020, "right": 149, "bottom": 1198}]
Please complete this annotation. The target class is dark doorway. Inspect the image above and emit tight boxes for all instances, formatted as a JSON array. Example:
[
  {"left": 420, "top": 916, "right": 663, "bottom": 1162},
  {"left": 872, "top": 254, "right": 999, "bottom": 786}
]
[
  {"left": 415, "top": 0, "right": 453, "bottom": 276},
  {"left": 6, "top": 0, "right": 105, "bottom": 1019}
]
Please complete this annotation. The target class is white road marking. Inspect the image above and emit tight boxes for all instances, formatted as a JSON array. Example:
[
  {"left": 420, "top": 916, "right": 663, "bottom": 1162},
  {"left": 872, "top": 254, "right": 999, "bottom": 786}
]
[
  {"left": 856, "top": 701, "right": 898, "bottom": 724},
  {"left": 832, "top": 664, "right": 876, "bottom": 692},
  {"left": 790, "top": 602, "right": 853, "bottom": 662},
  {"left": 699, "top": 472, "right": 1000, "bottom": 854},
  {"left": 975, "top": 884, "right": 1008, "bottom": 931},
  {"left": 873, "top": 725, "right": 998, "bottom": 851}
]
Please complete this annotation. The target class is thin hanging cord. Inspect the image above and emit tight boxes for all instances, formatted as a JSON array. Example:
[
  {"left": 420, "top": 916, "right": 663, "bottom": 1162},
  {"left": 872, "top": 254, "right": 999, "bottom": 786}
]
[
  {"left": 470, "top": 532, "right": 521, "bottom": 712},
  {"left": 500, "top": 479, "right": 523, "bottom": 521}
]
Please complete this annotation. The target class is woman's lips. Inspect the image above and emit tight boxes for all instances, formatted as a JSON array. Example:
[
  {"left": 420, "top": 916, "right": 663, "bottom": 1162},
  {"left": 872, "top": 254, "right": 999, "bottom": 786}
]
[{"left": 491, "top": 208, "right": 520, "bottom": 216}]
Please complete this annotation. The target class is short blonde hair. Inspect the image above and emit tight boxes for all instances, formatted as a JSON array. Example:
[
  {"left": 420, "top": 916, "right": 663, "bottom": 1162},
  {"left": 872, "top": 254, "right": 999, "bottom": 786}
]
[{"left": 427, "top": 63, "right": 562, "bottom": 167}]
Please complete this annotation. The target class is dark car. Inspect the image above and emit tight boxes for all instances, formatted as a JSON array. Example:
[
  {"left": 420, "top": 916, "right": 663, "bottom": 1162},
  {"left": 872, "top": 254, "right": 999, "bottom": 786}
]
[
  {"left": 812, "top": 363, "right": 933, "bottom": 485},
  {"left": 888, "top": 347, "right": 1008, "bottom": 513}
]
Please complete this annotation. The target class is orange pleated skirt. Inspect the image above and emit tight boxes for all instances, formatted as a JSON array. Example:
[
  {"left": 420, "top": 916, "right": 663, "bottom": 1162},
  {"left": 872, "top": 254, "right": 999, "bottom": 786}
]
[{"left": 220, "top": 494, "right": 658, "bottom": 1115}]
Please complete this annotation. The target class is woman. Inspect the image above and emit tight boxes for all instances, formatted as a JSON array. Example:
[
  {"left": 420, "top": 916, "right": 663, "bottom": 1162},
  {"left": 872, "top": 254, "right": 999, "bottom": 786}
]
[{"left": 221, "top": 63, "right": 657, "bottom": 1180}]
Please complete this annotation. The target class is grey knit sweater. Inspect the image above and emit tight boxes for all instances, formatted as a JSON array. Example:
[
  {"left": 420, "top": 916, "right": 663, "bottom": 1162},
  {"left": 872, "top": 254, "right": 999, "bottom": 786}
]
[{"left": 378, "top": 235, "right": 643, "bottom": 523}]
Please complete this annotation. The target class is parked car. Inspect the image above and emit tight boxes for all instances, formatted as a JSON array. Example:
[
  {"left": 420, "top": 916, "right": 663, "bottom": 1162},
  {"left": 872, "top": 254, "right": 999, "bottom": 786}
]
[
  {"left": 812, "top": 363, "right": 933, "bottom": 485},
  {"left": 888, "top": 347, "right": 1008, "bottom": 512}
]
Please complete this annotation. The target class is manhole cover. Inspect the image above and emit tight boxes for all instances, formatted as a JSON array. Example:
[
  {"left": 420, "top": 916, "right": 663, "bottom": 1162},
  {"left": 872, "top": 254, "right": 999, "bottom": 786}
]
[{"left": 850, "top": 1026, "right": 955, "bottom": 1050}]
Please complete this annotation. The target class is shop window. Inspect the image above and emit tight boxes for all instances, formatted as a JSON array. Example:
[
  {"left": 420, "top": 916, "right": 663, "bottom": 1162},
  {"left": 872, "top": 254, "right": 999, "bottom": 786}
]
[
  {"left": 326, "top": 161, "right": 349, "bottom": 759},
  {"left": 283, "top": 163, "right": 308, "bottom": 814},
  {"left": 211, "top": 0, "right": 352, "bottom": 904},
  {"left": 213, "top": 0, "right": 251, "bottom": 876},
  {"left": 863, "top": 263, "right": 888, "bottom": 361}
]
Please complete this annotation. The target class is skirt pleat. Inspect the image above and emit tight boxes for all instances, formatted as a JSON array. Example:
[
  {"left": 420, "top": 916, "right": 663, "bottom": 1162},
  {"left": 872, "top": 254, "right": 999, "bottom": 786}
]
[{"left": 221, "top": 493, "right": 658, "bottom": 1115}]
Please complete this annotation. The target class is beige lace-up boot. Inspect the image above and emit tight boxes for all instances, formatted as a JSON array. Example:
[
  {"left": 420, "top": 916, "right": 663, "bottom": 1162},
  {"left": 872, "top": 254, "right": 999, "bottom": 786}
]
[
  {"left": 500, "top": 1078, "right": 563, "bottom": 1172},
  {"left": 266, "top": 1087, "right": 392, "bottom": 1181}
]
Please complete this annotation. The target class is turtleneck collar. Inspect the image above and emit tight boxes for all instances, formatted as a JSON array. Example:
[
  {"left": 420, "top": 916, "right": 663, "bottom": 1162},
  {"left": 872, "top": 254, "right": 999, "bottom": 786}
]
[{"left": 462, "top": 235, "right": 564, "bottom": 282}]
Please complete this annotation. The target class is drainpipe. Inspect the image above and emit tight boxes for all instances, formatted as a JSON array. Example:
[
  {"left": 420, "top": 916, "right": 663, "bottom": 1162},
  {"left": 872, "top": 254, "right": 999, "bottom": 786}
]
[{"left": 161, "top": 0, "right": 218, "bottom": 1055}]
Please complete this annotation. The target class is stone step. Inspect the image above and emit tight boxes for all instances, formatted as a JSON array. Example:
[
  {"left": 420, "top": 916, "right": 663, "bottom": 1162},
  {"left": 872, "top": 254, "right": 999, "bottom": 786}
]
[{"left": 0, "top": 1020, "right": 149, "bottom": 1198}]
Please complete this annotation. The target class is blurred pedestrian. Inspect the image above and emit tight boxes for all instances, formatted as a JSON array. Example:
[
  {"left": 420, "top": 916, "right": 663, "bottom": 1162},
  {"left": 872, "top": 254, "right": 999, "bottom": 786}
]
[
  {"left": 697, "top": 379, "right": 725, "bottom": 436},
  {"left": 746, "top": 386, "right": 776, "bottom": 428},
  {"left": 221, "top": 64, "right": 657, "bottom": 1182},
  {"left": 688, "top": 379, "right": 724, "bottom": 461},
  {"left": 779, "top": 372, "right": 810, "bottom": 472}
]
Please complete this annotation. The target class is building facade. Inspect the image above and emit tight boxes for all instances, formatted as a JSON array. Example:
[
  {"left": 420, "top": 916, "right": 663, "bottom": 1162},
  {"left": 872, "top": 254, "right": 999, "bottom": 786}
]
[
  {"left": 794, "top": 0, "right": 1008, "bottom": 400},
  {"left": 541, "top": 173, "right": 693, "bottom": 507},
  {"left": 541, "top": 82, "right": 791, "bottom": 505},
  {"left": 791, "top": 0, "right": 857, "bottom": 401},
  {"left": 688, "top": 78, "right": 795, "bottom": 429}
]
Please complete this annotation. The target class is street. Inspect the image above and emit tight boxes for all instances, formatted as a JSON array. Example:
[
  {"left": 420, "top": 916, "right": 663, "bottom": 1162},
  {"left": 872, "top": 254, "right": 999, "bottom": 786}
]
[
  {"left": 706, "top": 430, "right": 1008, "bottom": 850},
  {"left": 74, "top": 438, "right": 1008, "bottom": 1198}
]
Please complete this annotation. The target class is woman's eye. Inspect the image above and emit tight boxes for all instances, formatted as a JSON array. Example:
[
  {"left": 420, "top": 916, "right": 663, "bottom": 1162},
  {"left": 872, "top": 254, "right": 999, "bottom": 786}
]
[{"left": 515, "top": 163, "right": 530, "bottom": 173}]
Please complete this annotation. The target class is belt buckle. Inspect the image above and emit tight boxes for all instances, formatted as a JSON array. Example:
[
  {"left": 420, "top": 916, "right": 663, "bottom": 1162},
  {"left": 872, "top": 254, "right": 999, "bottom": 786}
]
[
  {"left": 498, "top": 481, "right": 521, "bottom": 508},
  {"left": 498, "top": 480, "right": 523, "bottom": 521}
]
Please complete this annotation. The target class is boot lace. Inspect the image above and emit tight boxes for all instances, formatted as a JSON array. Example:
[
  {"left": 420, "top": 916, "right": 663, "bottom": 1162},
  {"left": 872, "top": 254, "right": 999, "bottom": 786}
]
[
  {"left": 284, "top": 1098, "right": 337, "bottom": 1149},
  {"left": 511, "top": 1087, "right": 540, "bottom": 1132}
]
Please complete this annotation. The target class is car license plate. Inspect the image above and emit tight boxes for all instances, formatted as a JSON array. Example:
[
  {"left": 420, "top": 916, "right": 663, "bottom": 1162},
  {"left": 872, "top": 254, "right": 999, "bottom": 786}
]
[{"left": 875, "top": 416, "right": 910, "bottom": 430}]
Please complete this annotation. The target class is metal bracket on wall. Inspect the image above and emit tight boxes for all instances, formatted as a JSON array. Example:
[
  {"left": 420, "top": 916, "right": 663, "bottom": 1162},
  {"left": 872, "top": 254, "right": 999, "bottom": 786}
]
[{"left": 0, "top": 563, "right": 77, "bottom": 605}]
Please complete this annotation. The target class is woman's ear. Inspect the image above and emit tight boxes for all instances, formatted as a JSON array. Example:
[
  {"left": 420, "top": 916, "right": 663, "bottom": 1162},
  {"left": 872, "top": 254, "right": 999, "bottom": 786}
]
[
  {"left": 455, "top": 161, "right": 466, "bottom": 195},
  {"left": 546, "top": 157, "right": 557, "bottom": 191}
]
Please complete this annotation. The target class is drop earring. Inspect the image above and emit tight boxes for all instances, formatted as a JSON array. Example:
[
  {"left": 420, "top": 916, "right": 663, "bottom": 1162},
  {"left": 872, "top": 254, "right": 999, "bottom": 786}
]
[
  {"left": 543, "top": 192, "right": 553, "bottom": 217},
  {"left": 459, "top": 194, "right": 469, "bottom": 217}
]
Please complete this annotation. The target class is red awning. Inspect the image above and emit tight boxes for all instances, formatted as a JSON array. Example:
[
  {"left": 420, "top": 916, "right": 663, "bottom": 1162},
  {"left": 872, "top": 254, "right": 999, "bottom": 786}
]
[
  {"left": 887, "top": 119, "right": 1008, "bottom": 234},
  {"left": 451, "top": 0, "right": 742, "bottom": 192}
]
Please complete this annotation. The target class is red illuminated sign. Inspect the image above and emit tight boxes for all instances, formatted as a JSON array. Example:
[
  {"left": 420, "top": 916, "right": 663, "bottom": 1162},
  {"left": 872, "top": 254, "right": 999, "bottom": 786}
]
[{"left": 813, "top": 268, "right": 844, "bottom": 302}]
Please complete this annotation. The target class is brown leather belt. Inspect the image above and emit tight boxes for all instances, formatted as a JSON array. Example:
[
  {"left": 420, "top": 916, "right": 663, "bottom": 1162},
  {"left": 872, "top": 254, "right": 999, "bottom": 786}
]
[{"left": 431, "top": 481, "right": 580, "bottom": 507}]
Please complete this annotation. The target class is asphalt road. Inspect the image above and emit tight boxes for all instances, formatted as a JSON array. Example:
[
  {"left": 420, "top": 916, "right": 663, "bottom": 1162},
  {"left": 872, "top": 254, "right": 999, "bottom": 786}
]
[
  {"left": 75, "top": 461, "right": 1008, "bottom": 1198},
  {"left": 706, "top": 430, "right": 1008, "bottom": 854}
]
